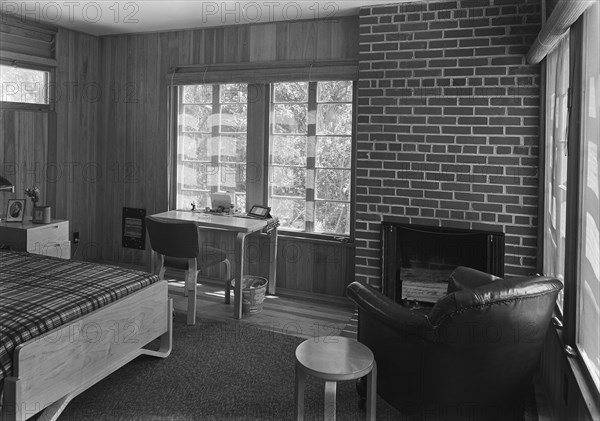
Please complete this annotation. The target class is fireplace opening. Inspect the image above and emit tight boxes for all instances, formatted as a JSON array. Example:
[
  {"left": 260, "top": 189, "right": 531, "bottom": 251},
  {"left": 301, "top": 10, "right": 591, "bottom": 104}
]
[{"left": 381, "top": 222, "right": 505, "bottom": 303}]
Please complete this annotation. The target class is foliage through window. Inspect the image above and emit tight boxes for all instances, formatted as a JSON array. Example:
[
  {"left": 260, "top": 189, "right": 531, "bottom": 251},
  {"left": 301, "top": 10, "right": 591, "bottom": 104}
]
[
  {"left": 269, "top": 81, "right": 353, "bottom": 235},
  {"left": 0, "top": 64, "right": 49, "bottom": 105},
  {"left": 175, "top": 84, "right": 247, "bottom": 211}
]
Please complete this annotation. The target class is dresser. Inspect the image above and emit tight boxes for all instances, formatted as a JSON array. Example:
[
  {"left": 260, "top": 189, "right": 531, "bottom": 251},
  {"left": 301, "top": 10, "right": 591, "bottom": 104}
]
[{"left": 0, "top": 219, "right": 71, "bottom": 259}]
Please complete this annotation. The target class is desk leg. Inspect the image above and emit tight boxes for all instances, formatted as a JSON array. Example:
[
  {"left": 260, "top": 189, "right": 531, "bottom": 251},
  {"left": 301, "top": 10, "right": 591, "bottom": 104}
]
[
  {"left": 233, "top": 233, "right": 246, "bottom": 320},
  {"left": 268, "top": 225, "right": 278, "bottom": 295}
]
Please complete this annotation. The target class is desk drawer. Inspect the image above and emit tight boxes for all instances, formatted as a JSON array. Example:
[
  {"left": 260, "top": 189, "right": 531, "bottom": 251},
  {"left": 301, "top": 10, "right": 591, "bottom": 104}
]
[{"left": 26, "top": 222, "right": 69, "bottom": 250}]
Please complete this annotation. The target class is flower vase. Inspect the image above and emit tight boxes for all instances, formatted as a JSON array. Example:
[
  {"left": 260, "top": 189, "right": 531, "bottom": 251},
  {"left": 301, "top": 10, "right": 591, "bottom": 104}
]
[{"left": 32, "top": 204, "right": 51, "bottom": 224}]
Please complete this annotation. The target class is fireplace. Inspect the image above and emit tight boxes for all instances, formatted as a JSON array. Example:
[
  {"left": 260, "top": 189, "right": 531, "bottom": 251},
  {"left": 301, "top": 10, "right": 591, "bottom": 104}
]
[{"left": 381, "top": 222, "right": 505, "bottom": 303}]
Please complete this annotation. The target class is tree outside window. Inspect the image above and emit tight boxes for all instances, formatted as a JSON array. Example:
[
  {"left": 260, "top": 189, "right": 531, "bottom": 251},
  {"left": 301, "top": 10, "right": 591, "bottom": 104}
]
[
  {"left": 269, "top": 81, "right": 353, "bottom": 235},
  {"left": 176, "top": 83, "right": 247, "bottom": 211}
]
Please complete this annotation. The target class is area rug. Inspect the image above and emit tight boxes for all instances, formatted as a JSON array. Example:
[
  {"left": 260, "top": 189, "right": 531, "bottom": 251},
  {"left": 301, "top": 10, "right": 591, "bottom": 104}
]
[{"left": 55, "top": 314, "right": 402, "bottom": 421}]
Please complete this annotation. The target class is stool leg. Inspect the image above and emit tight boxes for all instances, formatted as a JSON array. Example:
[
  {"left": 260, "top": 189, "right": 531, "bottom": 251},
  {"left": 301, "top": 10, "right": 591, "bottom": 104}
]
[
  {"left": 324, "top": 381, "right": 337, "bottom": 421},
  {"left": 366, "top": 362, "right": 377, "bottom": 421},
  {"left": 295, "top": 364, "right": 306, "bottom": 421}
]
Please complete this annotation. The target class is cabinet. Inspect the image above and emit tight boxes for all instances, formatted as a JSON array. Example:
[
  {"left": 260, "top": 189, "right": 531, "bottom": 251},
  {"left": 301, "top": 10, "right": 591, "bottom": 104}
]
[{"left": 0, "top": 219, "right": 71, "bottom": 259}]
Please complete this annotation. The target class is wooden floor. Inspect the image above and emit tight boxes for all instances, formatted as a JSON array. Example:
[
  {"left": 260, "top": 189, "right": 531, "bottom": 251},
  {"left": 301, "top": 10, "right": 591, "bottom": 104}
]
[{"left": 167, "top": 279, "right": 357, "bottom": 339}]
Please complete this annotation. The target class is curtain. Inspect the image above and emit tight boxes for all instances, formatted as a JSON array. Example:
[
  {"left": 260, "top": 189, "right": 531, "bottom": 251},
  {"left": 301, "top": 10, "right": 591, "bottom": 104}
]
[{"left": 543, "top": 33, "right": 570, "bottom": 311}]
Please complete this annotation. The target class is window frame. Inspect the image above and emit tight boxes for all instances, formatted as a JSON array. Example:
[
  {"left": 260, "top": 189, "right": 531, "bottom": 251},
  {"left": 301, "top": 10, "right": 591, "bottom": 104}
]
[
  {"left": 267, "top": 80, "right": 356, "bottom": 239},
  {"left": 0, "top": 61, "right": 54, "bottom": 111},
  {"left": 168, "top": 77, "right": 357, "bottom": 242}
]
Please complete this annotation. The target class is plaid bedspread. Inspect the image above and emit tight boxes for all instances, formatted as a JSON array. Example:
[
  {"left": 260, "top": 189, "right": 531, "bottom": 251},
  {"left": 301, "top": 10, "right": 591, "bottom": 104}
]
[{"left": 0, "top": 250, "right": 160, "bottom": 382}]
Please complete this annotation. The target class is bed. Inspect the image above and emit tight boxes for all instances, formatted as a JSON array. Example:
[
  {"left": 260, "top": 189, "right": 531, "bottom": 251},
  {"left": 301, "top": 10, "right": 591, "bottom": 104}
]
[{"left": 0, "top": 250, "right": 173, "bottom": 421}]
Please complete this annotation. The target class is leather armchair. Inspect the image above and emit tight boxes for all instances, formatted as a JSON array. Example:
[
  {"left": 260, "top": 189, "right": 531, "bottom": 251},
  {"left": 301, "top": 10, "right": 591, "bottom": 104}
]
[{"left": 347, "top": 266, "right": 562, "bottom": 421}]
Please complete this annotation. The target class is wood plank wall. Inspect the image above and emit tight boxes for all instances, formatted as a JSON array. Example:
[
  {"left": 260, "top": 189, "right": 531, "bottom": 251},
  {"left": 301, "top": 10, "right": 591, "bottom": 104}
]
[
  {"left": 0, "top": 27, "right": 100, "bottom": 256},
  {"left": 0, "top": 110, "right": 48, "bottom": 220},
  {"left": 96, "top": 18, "right": 358, "bottom": 296},
  {"left": 51, "top": 28, "right": 100, "bottom": 259}
]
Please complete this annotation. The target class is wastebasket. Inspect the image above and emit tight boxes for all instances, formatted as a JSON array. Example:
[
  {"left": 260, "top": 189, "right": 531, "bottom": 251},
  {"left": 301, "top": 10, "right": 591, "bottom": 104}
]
[{"left": 231, "top": 275, "right": 268, "bottom": 314}]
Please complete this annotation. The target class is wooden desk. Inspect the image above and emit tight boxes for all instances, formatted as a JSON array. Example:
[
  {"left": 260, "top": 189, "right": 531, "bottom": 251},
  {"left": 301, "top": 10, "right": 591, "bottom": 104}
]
[{"left": 149, "top": 210, "right": 278, "bottom": 320}]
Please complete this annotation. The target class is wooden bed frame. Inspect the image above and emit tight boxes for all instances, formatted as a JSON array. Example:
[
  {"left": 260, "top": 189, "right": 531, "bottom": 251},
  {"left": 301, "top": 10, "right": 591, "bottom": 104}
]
[{"left": 0, "top": 279, "right": 173, "bottom": 421}]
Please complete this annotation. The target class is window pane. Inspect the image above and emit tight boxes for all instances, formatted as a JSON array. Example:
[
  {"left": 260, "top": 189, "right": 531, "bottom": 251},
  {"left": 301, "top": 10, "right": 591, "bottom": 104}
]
[
  {"left": 220, "top": 83, "right": 247, "bottom": 103},
  {"left": 180, "top": 133, "right": 209, "bottom": 161},
  {"left": 317, "top": 104, "right": 353, "bottom": 135},
  {"left": 220, "top": 104, "right": 247, "bottom": 133},
  {"left": 178, "top": 190, "right": 211, "bottom": 210},
  {"left": 179, "top": 162, "right": 209, "bottom": 190},
  {"left": 316, "top": 136, "right": 352, "bottom": 168},
  {"left": 270, "top": 166, "right": 306, "bottom": 197},
  {"left": 219, "top": 163, "right": 246, "bottom": 193},
  {"left": 182, "top": 85, "right": 212, "bottom": 104},
  {"left": 317, "top": 80, "right": 353, "bottom": 102},
  {"left": 181, "top": 105, "right": 212, "bottom": 132},
  {"left": 271, "top": 135, "right": 306, "bottom": 166},
  {"left": 273, "top": 82, "right": 308, "bottom": 103},
  {"left": 273, "top": 104, "right": 307, "bottom": 134},
  {"left": 315, "top": 202, "right": 350, "bottom": 235},
  {"left": 576, "top": 1, "right": 600, "bottom": 392},
  {"left": 0, "top": 65, "right": 49, "bottom": 104},
  {"left": 271, "top": 197, "right": 305, "bottom": 231},
  {"left": 316, "top": 169, "right": 351, "bottom": 201},
  {"left": 220, "top": 135, "right": 246, "bottom": 163},
  {"left": 176, "top": 84, "right": 247, "bottom": 210}
]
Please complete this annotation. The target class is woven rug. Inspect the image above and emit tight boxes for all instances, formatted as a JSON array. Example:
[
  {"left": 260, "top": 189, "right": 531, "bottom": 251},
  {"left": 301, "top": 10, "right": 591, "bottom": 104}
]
[{"left": 53, "top": 314, "right": 402, "bottom": 421}]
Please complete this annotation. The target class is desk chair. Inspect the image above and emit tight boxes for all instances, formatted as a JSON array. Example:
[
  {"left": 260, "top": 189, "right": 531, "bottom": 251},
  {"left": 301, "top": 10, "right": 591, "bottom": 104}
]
[{"left": 146, "top": 216, "right": 231, "bottom": 325}]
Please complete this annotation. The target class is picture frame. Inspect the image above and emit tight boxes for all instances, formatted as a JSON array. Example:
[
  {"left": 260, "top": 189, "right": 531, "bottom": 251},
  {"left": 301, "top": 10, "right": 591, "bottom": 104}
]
[{"left": 6, "top": 199, "right": 25, "bottom": 222}]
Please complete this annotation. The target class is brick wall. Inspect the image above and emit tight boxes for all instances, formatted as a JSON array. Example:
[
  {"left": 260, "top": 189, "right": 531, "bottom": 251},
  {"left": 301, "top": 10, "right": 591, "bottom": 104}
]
[{"left": 355, "top": 0, "right": 542, "bottom": 285}]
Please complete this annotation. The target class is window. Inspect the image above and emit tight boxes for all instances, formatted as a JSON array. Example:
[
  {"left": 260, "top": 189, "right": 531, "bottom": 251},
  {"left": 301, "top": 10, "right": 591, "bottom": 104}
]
[
  {"left": 543, "top": 33, "right": 570, "bottom": 312},
  {"left": 0, "top": 64, "right": 49, "bottom": 105},
  {"left": 542, "top": 2, "right": 600, "bottom": 395},
  {"left": 171, "top": 75, "right": 355, "bottom": 238},
  {"left": 269, "top": 81, "right": 353, "bottom": 235},
  {"left": 576, "top": 1, "right": 600, "bottom": 392},
  {"left": 175, "top": 83, "right": 248, "bottom": 211}
]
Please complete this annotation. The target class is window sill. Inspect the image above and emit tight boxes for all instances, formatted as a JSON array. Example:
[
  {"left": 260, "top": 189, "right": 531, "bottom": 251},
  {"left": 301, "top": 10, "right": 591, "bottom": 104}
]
[
  {"left": 551, "top": 325, "right": 600, "bottom": 420},
  {"left": 266, "top": 229, "right": 354, "bottom": 246}
]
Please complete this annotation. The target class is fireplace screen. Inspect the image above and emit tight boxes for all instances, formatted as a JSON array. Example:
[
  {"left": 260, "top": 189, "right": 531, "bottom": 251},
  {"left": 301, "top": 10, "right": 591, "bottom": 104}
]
[{"left": 381, "top": 222, "right": 504, "bottom": 303}]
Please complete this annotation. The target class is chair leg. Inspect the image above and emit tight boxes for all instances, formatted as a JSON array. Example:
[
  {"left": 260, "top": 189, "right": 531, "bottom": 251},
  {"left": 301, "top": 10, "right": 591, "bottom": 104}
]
[
  {"left": 223, "top": 258, "right": 231, "bottom": 304},
  {"left": 186, "top": 259, "right": 198, "bottom": 325}
]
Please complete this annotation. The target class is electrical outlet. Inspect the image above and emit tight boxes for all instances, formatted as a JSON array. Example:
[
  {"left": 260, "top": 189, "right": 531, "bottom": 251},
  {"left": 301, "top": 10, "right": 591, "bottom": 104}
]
[{"left": 73, "top": 232, "right": 80, "bottom": 244}]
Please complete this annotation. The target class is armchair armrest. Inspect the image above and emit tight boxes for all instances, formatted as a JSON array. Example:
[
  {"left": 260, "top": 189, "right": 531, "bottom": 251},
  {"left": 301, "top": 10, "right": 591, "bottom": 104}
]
[
  {"left": 446, "top": 266, "right": 501, "bottom": 293},
  {"left": 347, "top": 281, "right": 435, "bottom": 341}
]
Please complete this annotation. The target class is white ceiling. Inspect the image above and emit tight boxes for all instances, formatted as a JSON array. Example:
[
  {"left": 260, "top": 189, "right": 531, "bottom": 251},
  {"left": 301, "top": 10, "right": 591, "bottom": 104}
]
[{"left": 0, "top": 1, "right": 409, "bottom": 36}]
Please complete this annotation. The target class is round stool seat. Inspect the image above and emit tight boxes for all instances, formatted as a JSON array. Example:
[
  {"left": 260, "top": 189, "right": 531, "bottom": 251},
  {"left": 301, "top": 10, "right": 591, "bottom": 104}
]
[
  {"left": 295, "top": 337, "right": 374, "bottom": 381},
  {"left": 294, "top": 336, "right": 377, "bottom": 421}
]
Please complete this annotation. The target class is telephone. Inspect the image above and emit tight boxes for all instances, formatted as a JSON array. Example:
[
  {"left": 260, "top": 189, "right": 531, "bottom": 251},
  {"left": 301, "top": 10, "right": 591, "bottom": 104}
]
[{"left": 247, "top": 205, "right": 271, "bottom": 219}]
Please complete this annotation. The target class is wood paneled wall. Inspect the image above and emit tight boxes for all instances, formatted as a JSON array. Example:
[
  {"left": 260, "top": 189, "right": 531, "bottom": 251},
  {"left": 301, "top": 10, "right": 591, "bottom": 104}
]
[
  {"left": 96, "top": 18, "right": 359, "bottom": 295},
  {"left": 0, "top": 110, "right": 49, "bottom": 219},
  {"left": 50, "top": 28, "right": 100, "bottom": 257},
  {"left": 1, "top": 27, "right": 100, "bottom": 257}
]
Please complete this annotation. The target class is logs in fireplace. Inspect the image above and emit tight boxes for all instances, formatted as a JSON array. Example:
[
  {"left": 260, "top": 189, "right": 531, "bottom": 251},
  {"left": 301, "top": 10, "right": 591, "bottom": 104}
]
[{"left": 381, "top": 221, "right": 505, "bottom": 303}]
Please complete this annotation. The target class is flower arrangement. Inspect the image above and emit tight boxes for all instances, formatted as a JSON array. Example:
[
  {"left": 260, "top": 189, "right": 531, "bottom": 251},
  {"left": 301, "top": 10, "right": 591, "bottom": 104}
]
[{"left": 24, "top": 186, "right": 40, "bottom": 205}]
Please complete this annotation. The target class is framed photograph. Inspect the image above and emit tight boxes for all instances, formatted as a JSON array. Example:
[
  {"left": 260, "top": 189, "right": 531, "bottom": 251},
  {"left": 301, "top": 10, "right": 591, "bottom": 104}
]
[{"left": 6, "top": 199, "right": 25, "bottom": 222}]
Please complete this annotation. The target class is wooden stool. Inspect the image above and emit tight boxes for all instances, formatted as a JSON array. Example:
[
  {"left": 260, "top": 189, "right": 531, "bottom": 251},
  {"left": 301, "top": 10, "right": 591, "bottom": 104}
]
[{"left": 294, "top": 336, "right": 376, "bottom": 421}]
